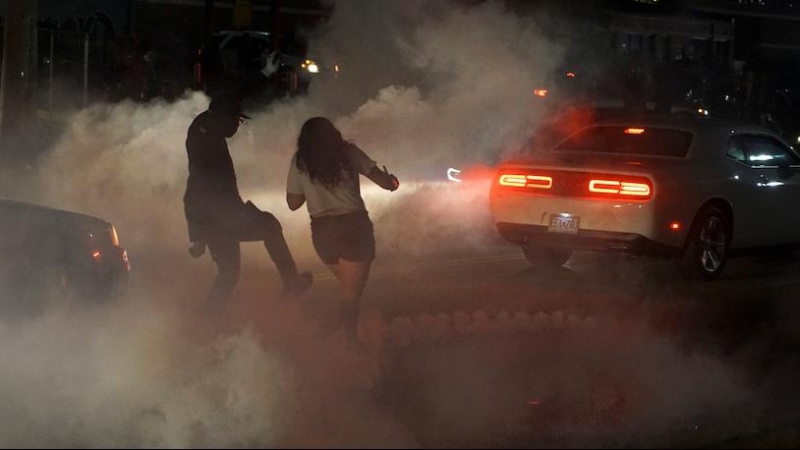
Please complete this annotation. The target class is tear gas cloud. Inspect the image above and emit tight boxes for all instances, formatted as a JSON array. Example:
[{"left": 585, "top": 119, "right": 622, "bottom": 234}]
[
  {"left": 34, "top": 0, "right": 566, "bottom": 261},
  {"left": 0, "top": 0, "right": 763, "bottom": 447},
  {"left": 0, "top": 301, "right": 293, "bottom": 448}
]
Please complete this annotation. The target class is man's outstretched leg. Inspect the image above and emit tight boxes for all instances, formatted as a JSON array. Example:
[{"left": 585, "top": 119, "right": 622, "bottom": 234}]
[{"left": 258, "top": 212, "right": 312, "bottom": 296}]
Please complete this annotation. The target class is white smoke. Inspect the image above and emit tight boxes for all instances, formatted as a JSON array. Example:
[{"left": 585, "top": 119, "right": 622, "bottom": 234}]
[
  {"left": 0, "top": 0, "right": 770, "bottom": 447},
  {"left": 0, "top": 300, "right": 292, "bottom": 448}
]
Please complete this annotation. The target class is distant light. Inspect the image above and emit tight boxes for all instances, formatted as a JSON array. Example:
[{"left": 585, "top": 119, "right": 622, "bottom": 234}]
[
  {"left": 534, "top": 89, "right": 548, "bottom": 97},
  {"left": 334, "top": 64, "right": 340, "bottom": 72},
  {"left": 447, "top": 168, "right": 462, "bottom": 183},
  {"left": 624, "top": 127, "right": 645, "bottom": 135},
  {"left": 698, "top": 108, "right": 710, "bottom": 116},
  {"left": 669, "top": 222, "right": 682, "bottom": 231},
  {"left": 566, "top": 71, "right": 576, "bottom": 78},
  {"left": 307, "top": 63, "right": 319, "bottom": 73},
  {"left": 92, "top": 251, "right": 102, "bottom": 260}
]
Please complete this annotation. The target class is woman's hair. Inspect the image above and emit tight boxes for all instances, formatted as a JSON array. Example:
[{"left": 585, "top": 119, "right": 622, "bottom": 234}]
[{"left": 295, "top": 117, "right": 352, "bottom": 188}]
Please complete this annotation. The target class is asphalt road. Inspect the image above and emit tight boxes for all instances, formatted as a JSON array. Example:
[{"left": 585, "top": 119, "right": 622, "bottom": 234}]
[
  {"left": 97, "top": 179, "right": 800, "bottom": 448},
  {"left": 295, "top": 245, "right": 800, "bottom": 448}
]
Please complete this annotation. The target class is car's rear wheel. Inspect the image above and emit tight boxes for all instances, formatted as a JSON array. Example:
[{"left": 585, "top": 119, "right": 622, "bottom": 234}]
[
  {"left": 522, "top": 245, "right": 573, "bottom": 267},
  {"left": 680, "top": 207, "right": 730, "bottom": 281}
]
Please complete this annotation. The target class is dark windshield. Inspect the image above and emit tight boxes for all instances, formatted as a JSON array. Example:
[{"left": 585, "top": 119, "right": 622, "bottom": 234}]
[{"left": 555, "top": 126, "right": 693, "bottom": 157}]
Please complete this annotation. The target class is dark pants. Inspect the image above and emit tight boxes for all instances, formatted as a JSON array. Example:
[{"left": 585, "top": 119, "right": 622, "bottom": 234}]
[{"left": 204, "top": 202, "right": 299, "bottom": 305}]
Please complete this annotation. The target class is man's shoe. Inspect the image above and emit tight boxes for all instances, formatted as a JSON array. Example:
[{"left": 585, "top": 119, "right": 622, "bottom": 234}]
[
  {"left": 283, "top": 271, "right": 313, "bottom": 297},
  {"left": 189, "top": 242, "right": 206, "bottom": 258}
]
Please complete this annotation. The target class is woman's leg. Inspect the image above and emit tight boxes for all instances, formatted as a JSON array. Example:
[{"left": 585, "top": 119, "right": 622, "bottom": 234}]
[
  {"left": 327, "top": 259, "right": 372, "bottom": 346},
  {"left": 326, "top": 262, "right": 344, "bottom": 284}
]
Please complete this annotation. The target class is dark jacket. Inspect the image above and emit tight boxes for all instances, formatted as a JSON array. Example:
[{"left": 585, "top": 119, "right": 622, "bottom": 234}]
[{"left": 183, "top": 111, "right": 243, "bottom": 242}]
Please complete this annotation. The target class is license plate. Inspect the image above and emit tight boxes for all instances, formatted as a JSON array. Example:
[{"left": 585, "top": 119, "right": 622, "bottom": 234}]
[{"left": 548, "top": 215, "right": 579, "bottom": 234}]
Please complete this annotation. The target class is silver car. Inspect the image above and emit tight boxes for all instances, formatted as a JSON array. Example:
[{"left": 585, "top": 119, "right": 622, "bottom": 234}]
[{"left": 490, "top": 116, "right": 800, "bottom": 280}]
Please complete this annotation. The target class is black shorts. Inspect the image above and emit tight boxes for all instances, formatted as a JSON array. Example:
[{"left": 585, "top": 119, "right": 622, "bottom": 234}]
[{"left": 311, "top": 211, "right": 375, "bottom": 265}]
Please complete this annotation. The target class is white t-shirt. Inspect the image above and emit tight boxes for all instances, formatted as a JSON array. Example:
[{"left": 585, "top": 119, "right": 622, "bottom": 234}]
[{"left": 286, "top": 143, "right": 377, "bottom": 219}]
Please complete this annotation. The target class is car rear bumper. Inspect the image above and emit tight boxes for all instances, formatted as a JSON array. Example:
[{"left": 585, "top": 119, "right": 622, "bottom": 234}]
[{"left": 496, "top": 222, "right": 681, "bottom": 256}]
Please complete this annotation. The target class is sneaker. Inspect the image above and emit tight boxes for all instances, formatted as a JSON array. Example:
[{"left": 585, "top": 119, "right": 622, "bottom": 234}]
[{"left": 283, "top": 271, "right": 313, "bottom": 297}]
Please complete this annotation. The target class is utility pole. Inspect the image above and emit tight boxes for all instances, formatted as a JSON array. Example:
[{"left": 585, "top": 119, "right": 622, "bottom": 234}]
[{"left": 0, "top": 0, "right": 38, "bottom": 177}]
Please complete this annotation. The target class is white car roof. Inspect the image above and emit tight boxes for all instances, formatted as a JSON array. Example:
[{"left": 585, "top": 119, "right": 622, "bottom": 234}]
[
  {"left": 582, "top": 115, "right": 789, "bottom": 159},
  {"left": 595, "top": 115, "right": 763, "bottom": 132}
]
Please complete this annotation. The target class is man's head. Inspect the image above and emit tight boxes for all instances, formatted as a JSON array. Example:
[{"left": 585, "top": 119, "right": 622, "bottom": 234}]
[{"left": 208, "top": 94, "right": 250, "bottom": 137}]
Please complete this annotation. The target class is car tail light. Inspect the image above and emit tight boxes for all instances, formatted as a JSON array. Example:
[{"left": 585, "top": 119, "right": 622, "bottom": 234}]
[
  {"left": 624, "top": 127, "right": 645, "bottom": 135},
  {"left": 498, "top": 174, "right": 553, "bottom": 189},
  {"left": 588, "top": 178, "right": 652, "bottom": 199},
  {"left": 496, "top": 169, "right": 653, "bottom": 200},
  {"left": 121, "top": 249, "right": 131, "bottom": 271},
  {"left": 110, "top": 225, "right": 120, "bottom": 247}
]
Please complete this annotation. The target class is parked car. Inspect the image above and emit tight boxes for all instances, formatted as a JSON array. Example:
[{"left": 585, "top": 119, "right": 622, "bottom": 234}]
[
  {"left": 490, "top": 116, "right": 800, "bottom": 280},
  {"left": 0, "top": 199, "right": 130, "bottom": 307}
]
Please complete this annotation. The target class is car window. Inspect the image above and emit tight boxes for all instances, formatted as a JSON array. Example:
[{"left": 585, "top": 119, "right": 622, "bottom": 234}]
[
  {"left": 726, "top": 135, "right": 747, "bottom": 162},
  {"left": 739, "top": 135, "right": 800, "bottom": 166},
  {"left": 555, "top": 126, "right": 693, "bottom": 157}
]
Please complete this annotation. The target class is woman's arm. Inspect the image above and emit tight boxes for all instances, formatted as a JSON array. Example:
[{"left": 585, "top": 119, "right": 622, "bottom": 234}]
[
  {"left": 286, "top": 193, "right": 306, "bottom": 210},
  {"left": 366, "top": 166, "right": 400, "bottom": 191}
]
